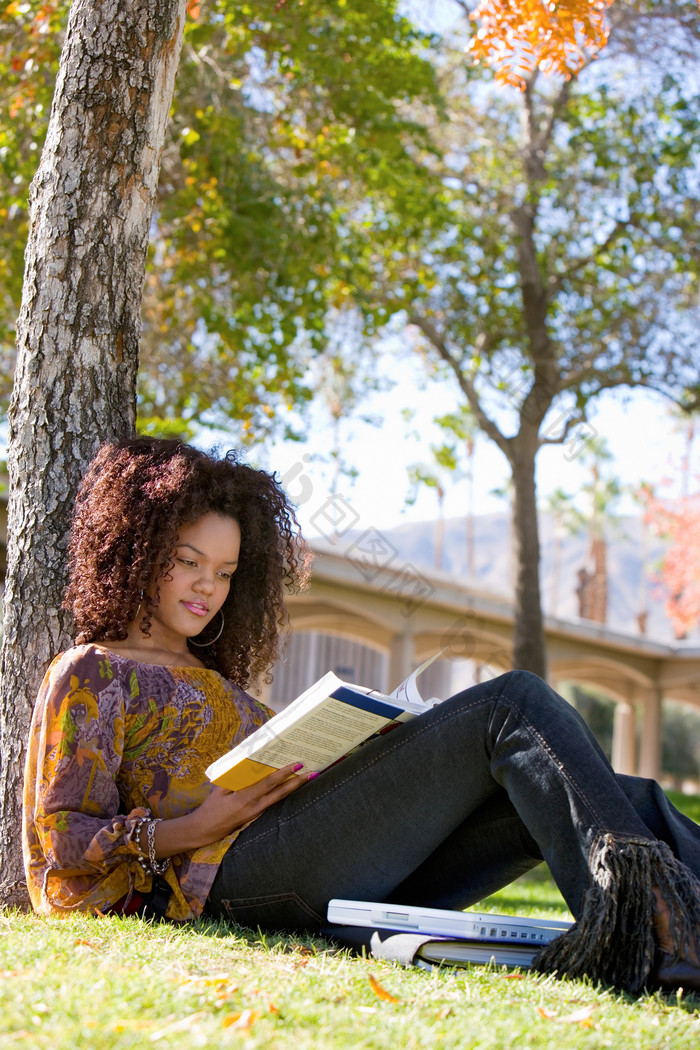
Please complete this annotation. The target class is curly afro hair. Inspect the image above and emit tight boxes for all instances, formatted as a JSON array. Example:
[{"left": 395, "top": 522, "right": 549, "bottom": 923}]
[{"left": 63, "top": 436, "right": 310, "bottom": 687}]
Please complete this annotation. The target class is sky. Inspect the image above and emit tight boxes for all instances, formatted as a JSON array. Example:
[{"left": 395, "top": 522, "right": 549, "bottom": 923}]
[
  {"left": 245, "top": 357, "right": 695, "bottom": 542},
  {"left": 241, "top": 2, "right": 699, "bottom": 543}
]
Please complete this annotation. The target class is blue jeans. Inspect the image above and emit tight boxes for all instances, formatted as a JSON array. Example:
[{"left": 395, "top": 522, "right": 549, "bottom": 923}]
[{"left": 204, "top": 671, "right": 700, "bottom": 986}]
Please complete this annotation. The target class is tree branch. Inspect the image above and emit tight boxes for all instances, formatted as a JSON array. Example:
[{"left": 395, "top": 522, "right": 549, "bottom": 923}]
[
  {"left": 520, "top": 65, "right": 572, "bottom": 182},
  {"left": 538, "top": 409, "right": 588, "bottom": 448},
  {"left": 548, "top": 218, "right": 630, "bottom": 294},
  {"left": 407, "top": 312, "right": 513, "bottom": 458}
]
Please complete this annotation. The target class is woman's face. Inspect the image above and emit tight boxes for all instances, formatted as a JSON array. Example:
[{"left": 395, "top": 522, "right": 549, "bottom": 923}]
[{"left": 148, "top": 513, "right": 241, "bottom": 647}]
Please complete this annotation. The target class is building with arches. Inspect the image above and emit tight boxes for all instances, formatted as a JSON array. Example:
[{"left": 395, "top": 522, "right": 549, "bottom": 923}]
[
  {"left": 1, "top": 495, "right": 697, "bottom": 784},
  {"left": 264, "top": 546, "right": 700, "bottom": 784}
]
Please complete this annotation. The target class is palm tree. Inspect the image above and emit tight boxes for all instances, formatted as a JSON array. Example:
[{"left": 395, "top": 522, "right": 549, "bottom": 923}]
[
  {"left": 540, "top": 487, "right": 579, "bottom": 618},
  {"left": 574, "top": 440, "right": 622, "bottom": 625},
  {"left": 434, "top": 407, "right": 480, "bottom": 580},
  {"left": 407, "top": 449, "right": 454, "bottom": 571}
]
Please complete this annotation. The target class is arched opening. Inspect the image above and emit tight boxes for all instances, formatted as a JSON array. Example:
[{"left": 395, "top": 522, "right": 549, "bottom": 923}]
[
  {"left": 660, "top": 698, "right": 700, "bottom": 794},
  {"left": 556, "top": 680, "right": 617, "bottom": 762},
  {"left": 269, "top": 631, "right": 389, "bottom": 711}
]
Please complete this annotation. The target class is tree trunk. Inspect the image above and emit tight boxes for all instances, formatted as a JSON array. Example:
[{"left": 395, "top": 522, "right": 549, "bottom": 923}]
[
  {"left": 509, "top": 435, "right": 547, "bottom": 678},
  {"left": 0, "top": 0, "right": 187, "bottom": 908},
  {"left": 577, "top": 536, "right": 608, "bottom": 624}
]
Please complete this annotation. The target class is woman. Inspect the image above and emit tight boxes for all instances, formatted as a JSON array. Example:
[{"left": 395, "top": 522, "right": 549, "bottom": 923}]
[{"left": 22, "top": 437, "right": 700, "bottom": 996}]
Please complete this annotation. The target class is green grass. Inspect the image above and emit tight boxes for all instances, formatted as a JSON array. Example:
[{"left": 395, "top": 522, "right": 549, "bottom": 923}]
[
  {"left": 3, "top": 796, "right": 700, "bottom": 1048},
  {"left": 666, "top": 790, "right": 700, "bottom": 826}
]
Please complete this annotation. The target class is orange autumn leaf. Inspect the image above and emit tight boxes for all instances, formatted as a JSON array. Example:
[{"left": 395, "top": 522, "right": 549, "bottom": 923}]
[
  {"left": 435, "top": 1006, "right": 455, "bottom": 1020},
  {"left": 223, "top": 1008, "right": 259, "bottom": 1030},
  {"left": 468, "top": 0, "right": 614, "bottom": 88},
  {"left": 178, "top": 972, "right": 240, "bottom": 1002},
  {"left": 368, "top": 974, "right": 401, "bottom": 1003}
]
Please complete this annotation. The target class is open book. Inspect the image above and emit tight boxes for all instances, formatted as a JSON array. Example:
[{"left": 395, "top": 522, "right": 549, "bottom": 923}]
[{"left": 206, "top": 653, "right": 443, "bottom": 791}]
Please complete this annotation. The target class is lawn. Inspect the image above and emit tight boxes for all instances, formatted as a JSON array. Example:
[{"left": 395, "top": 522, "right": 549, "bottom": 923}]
[{"left": 2, "top": 797, "right": 700, "bottom": 1048}]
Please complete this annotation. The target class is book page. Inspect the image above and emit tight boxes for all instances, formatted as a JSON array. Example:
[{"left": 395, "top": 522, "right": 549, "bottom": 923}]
[
  {"left": 389, "top": 649, "right": 445, "bottom": 708},
  {"left": 246, "top": 696, "right": 396, "bottom": 769},
  {"left": 207, "top": 650, "right": 450, "bottom": 788}
]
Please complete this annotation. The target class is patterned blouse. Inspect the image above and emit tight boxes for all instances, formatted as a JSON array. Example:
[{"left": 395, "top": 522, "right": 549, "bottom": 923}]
[{"left": 22, "top": 644, "right": 272, "bottom": 920}]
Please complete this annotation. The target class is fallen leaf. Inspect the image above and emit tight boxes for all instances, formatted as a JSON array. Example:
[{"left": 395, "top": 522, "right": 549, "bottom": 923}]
[
  {"left": 538, "top": 1004, "right": 595, "bottom": 1027},
  {"left": 561, "top": 1005, "right": 595, "bottom": 1026},
  {"left": 369, "top": 974, "right": 401, "bottom": 1003},
  {"left": 223, "top": 1009, "right": 258, "bottom": 1030},
  {"left": 150, "top": 1012, "right": 206, "bottom": 1041},
  {"left": 111, "top": 1020, "right": 155, "bottom": 1033},
  {"left": 216, "top": 988, "right": 239, "bottom": 1004},
  {"left": 74, "top": 938, "right": 103, "bottom": 952},
  {"left": 178, "top": 973, "right": 239, "bottom": 1001}
]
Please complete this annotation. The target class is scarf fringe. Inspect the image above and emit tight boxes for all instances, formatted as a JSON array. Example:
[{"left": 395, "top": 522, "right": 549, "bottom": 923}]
[{"left": 533, "top": 835, "right": 700, "bottom": 995}]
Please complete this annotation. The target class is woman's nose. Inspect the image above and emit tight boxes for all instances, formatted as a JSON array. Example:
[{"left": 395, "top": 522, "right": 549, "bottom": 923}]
[{"left": 193, "top": 571, "right": 216, "bottom": 594}]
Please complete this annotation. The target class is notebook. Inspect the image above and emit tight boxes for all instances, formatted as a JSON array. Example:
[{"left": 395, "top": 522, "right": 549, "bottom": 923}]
[{"left": 325, "top": 899, "right": 572, "bottom": 969}]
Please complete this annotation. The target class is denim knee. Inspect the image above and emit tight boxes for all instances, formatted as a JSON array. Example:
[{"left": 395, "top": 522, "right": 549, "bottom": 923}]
[
  {"left": 446, "top": 670, "right": 550, "bottom": 724},
  {"left": 488, "top": 669, "right": 552, "bottom": 712},
  {"left": 477, "top": 669, "right": 599, "bottom": 753}
]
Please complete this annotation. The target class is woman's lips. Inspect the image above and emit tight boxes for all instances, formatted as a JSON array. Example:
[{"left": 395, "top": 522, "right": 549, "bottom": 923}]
[{"left": 182, "top": 601, "right": 208, "bottom": 617}]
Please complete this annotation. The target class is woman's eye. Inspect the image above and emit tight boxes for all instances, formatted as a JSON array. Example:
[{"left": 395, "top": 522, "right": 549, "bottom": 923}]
[
  {"left": 178, "top": 557, "right": 196, "bottom": 567},
  {"left": 218, "top": 571, "right": 232, "bottom": 581}
]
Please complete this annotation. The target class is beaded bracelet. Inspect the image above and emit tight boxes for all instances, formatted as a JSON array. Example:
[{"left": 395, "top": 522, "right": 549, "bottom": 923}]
[
  {"left": 145, "top": 817, "right": 169, "bottom": 875},
  {"left": 133, "top": 814, "right": 149, "bottom": 871},
  {"left": 133, "top": 814, "right": 169, "bottom": 876}
]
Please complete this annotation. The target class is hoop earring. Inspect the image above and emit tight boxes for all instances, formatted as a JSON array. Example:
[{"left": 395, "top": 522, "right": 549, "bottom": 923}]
[{"left": 189, "top": 609, "right": 225, "bottom": 647}]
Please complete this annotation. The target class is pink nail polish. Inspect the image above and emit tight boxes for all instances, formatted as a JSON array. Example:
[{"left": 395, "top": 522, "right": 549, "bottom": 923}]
[
  {"left": 307, "top": 771, "right": 320, "bottom": 781},
  {"left": 293, "top": 763, "right": 304, "bottom": 772}
]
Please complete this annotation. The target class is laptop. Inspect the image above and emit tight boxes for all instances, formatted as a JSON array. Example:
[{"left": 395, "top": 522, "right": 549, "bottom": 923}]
[{"left": 325, "top": 899, "right": 572, "bottom": 969}]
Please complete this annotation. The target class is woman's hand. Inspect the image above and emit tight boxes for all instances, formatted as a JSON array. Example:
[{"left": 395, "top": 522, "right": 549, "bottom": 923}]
[{"left": 154, "top": 763, "right": 312, "bottom": 856}]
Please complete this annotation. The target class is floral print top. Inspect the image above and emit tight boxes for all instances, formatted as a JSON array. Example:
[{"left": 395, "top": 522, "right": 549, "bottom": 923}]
[{"left": 22, "top": 644, "right": 272, "bottom": 920}]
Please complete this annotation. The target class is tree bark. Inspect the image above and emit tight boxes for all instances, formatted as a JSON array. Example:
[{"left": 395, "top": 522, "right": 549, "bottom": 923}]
[
  {"left": 509, "top": 430, "right": 547, "bottom": 679},
  {"left": 0, "top": 0, "right": 187, "bottom": 908}
]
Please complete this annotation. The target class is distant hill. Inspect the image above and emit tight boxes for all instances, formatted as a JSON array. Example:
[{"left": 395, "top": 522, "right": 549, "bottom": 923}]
[{"left": 372, "top": 512, "right": 690, "bottom": 644}]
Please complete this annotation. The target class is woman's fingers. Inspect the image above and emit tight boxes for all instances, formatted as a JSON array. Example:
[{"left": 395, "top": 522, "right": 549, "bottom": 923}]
[
  {"left": 260, "top": 762, "right": 310, "bottom": 791},
  {"left": 198, "top": 764, "right": 317, "bottom": 839},
  {"left": 249, "top": 762, "right": 315, "bottom": 807}
]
